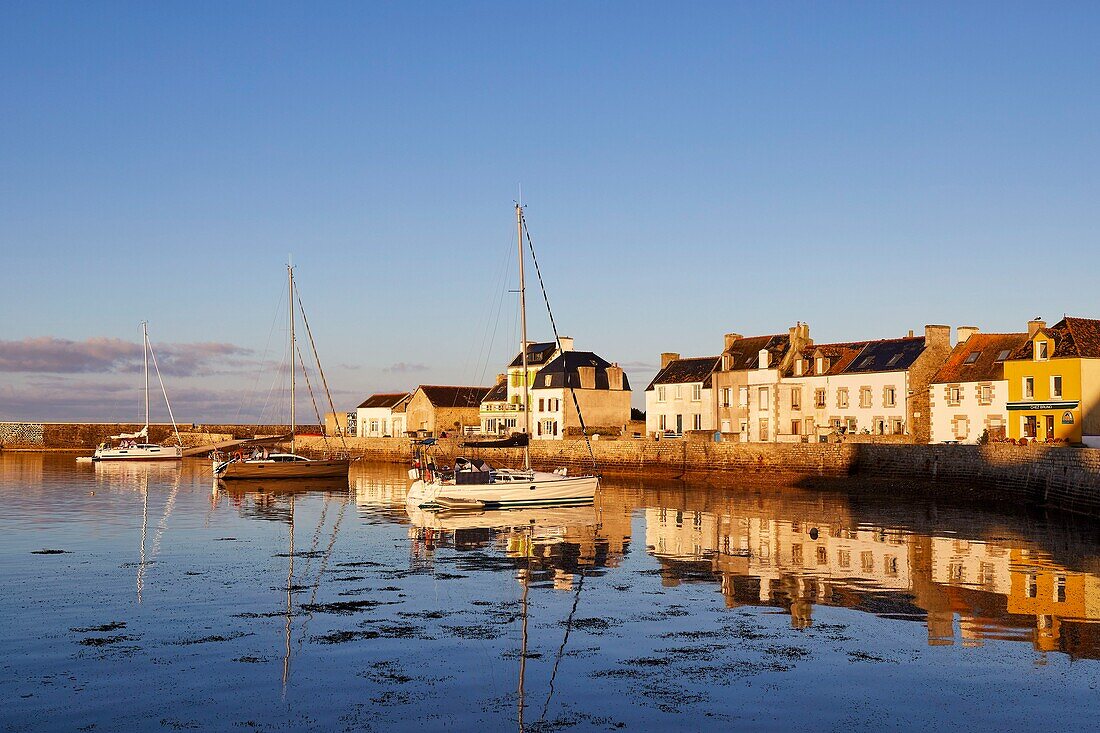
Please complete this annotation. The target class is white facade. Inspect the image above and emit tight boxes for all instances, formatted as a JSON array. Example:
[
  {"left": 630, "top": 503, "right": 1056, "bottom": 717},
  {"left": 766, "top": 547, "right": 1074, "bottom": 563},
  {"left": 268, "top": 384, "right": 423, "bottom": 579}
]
[
  {"left": 356, "top": 395, "right": 409, "bottom": 437},
  {"left": 645, "top": 380, "right": 715, "bottom": 436},
  {"left": 929, "top": 379, "right": 1007, "bottom": 444}
]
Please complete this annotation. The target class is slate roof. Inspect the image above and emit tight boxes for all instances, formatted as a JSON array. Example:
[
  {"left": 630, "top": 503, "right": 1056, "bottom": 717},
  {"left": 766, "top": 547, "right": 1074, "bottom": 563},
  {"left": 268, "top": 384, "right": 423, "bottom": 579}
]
[
  {"left": 417, "top": 385, "right": 492, "bottom": 408},
  {"left": 508, "top": 342, "right": 559, "bottom": 368},
  {"left": 531, "top": 351, "right": 631, "bottom": 391},
  {"left": 481, "top": 380, "right": 509, "bottom": 403},
  {"left": 1011, "top": 317, "right": 1100, "bottom": 360},
  {"left": 808, "top": 342, "right": 870, "bottom": 377},
  {"left": 932, "top": 333, "right": 1029, "bottom": 384},
  {"left": 356, "top": 392, "right": 410, "bottom": 410},
  {"left": 843, "top": 337, "right": 926, "bottom": 374},
  {"left": 646, "top": 356, "right": 720, "bottom": 391},
  {"left": 720, "top": 334, "right": 790, "bottom": 372}
]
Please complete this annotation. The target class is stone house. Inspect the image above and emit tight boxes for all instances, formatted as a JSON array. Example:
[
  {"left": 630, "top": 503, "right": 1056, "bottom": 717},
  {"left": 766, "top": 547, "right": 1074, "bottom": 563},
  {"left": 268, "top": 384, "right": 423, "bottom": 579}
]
[
  {"left": 777, "top": 325, "right": 951, "bottom": 442},
  {"left": 356, "top": 392, "right": 411, "bottom": 437},
  {"left": 645, "top": 353, "right": 720, "bottom": 435},
  {"left": 405, "top": 385, "right": 492, "bottom": 437},
  {"left": 928, "top": 329, "right": 1028, "bottom": 444},
  {"left": 529, "top": 351, "right": 630, "bottom": 438}
]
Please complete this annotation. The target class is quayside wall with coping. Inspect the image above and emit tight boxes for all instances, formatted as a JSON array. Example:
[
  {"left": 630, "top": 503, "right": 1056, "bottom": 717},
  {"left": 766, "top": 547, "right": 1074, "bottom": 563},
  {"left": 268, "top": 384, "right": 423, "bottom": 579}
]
[
  {"left": 0, "top": 422, "right": 314, "bottom": 450},
  {"left": 294, "top": 435, "right": 1100, "bottom": 517}
]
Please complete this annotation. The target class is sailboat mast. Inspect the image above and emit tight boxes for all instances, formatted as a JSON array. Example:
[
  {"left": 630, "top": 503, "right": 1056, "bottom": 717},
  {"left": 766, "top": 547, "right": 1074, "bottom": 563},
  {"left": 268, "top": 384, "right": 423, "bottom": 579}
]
[
  {"left": 289, "top": 264, "right": 296, "bottom": 454},
  {"left": 516, "top": 203, "right": 531, "bottom": 471},
  {"left": 143, "top": 321, "right": 150, "bottom": 432}
]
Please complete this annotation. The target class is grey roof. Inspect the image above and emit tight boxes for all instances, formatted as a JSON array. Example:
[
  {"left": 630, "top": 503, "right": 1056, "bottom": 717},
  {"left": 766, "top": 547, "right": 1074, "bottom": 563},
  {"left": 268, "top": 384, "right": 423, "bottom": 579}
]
[
  {"left": 842, "top": 337, "right": 926, "bottom": 374},
  {"left": 531, "top": 351, "right": 630, "bottom": 391},
  {"left": 508, "top": 342, "right": 558, "bottom": 368},
  {"left": 646, "top": 356, "right": 720, "bottom": 390}
]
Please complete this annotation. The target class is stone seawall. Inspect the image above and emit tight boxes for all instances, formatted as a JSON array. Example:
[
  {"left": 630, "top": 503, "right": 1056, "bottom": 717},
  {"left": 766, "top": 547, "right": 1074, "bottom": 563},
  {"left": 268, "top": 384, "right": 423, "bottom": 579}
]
[
  {"left": 296, "top": 435, "right": 1100, "bottom": 516},
  {"left": 0, "top": 422, "right": 318, "bottom": 450}
]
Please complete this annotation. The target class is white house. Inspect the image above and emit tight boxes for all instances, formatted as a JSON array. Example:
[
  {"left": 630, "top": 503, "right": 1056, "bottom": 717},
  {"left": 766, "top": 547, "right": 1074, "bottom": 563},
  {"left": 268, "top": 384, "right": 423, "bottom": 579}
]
[
  {"left": 645, "top": 353, "right": 719, "bottom": 436},
  {"left": 356, "top": 392, "right": 411, "bottom": 437},
  {"left": 928, "top": 329, "right": 1028, "bottom": 443}
]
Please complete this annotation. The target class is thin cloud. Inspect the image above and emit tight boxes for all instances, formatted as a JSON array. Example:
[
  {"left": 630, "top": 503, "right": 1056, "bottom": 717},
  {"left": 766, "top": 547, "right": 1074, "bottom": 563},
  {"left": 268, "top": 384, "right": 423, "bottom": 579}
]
[
  {"left": 383, "top": 362, "right": 429, "bottom": 374},
  {"left": 0, "top": 336, "right": 255, "bottom": 377}
]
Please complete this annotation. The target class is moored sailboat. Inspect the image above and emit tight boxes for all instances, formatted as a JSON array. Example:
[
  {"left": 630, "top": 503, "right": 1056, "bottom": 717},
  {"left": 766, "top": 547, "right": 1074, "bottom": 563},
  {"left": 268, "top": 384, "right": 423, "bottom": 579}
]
[
  {"left": 214, "top": 264, "right": 350, "bottom": 481},
  {"left": 92, "top": 322, "right": 183, "bottom": 462},
  {"left": 405, "top": 204, "right": 599, "bottom": 509}
]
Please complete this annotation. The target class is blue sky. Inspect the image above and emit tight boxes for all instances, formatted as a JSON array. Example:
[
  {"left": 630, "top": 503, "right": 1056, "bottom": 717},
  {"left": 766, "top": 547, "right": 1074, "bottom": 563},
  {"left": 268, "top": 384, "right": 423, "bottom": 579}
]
[{"left": 2, "top": 2, "right": 1099, "bottom": 420}]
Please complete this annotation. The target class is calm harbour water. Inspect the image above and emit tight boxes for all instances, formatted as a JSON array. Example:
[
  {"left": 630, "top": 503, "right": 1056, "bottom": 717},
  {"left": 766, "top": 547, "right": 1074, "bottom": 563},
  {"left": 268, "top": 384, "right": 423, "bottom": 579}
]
[{"left": 1, "top": 454, "right": 1099, "bottom": 732}]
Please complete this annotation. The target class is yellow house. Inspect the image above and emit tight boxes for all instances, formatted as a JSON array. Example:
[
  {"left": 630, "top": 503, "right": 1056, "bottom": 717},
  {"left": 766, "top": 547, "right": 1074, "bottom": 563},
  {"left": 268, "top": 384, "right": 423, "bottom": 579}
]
[{"left": 1004, "top": 317, "right": 1100, "bottom": 446}]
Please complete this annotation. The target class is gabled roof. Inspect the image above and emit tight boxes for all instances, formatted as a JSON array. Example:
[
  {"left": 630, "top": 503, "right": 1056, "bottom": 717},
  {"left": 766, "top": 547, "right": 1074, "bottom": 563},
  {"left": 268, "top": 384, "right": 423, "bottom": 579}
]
[
  {"left": 646, "top": 356, "right": 719, "bottom": 391},
  {"left": 416, "top": 385, "right": 491, "bottom": 408},
  {"left": 481, "top": 380, "right": 509, "bottom": 403},
  {"left": 531, "top": 351, "right": 631, "bottom": 391},
  {"left": 1012, "top": 317, "right": 1100, "bottom": 359},
  {"left": 508, "top": 342, "right": 558, "bottom": 368},
  {"left": 932, "top": 333, "right": 1029, "bottom": 384},
  {"left": 356, "top": 392, "right": 410, "bottom": 409},
  {"left": 785, "top": 341, "right": 870, "bottom": 377},
  {"left": 842, "top": 337, "right": 926, "bottom": 374},
  {"left": 720, "top": 334, "right": 790, "bottom": 371}
]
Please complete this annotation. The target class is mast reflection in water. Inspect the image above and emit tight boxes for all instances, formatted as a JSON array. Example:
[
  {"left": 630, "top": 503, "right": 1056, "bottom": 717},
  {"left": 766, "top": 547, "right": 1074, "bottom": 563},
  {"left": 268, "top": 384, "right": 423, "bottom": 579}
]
[{"left": 1, "top": 453, "right": 1098, "bottom": 732}]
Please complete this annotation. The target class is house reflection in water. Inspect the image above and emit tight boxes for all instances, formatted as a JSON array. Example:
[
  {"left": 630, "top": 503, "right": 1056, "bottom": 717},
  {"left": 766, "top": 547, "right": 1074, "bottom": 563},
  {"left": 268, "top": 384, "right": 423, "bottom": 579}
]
[{"left": 640, "top": 486, "right": 1100, "bottom": 659}]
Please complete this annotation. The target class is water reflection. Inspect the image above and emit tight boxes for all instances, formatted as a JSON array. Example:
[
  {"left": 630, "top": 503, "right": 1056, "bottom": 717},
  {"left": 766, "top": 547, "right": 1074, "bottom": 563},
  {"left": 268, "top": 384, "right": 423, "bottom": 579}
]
[{"left": 637, "top": 483, "right": 1100, "bottom": 659}]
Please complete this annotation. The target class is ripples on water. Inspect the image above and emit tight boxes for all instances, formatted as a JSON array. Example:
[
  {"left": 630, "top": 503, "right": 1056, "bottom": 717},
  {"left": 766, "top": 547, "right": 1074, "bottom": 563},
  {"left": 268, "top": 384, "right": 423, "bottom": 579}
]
[{"left": 1, "top": 453, "right": 1098, "bottom": 731}]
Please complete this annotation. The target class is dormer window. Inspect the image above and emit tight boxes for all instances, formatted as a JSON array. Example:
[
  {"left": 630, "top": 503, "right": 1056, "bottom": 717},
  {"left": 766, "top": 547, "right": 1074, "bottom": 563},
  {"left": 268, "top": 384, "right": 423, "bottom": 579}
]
[
  {"left": 995, "top": 349, "right": 1011, "bottom": 361},
  {"left": 815, "top": 357, "right": 825, "bottom": 375},
  {"left": 886, "top": 354, "right": 903, "bottom": 368},
  {"left": 1036, "top": 341, "right": 1048, "bottom": 360},
  {"left": 963, "top": 352, "right": 981, "bottom": 365},
  {"left": 722, "top": 355, "right": 730, "bottom": 371},
  {"left": 794, "top": 359, "right": 804, "bottom": 376}
]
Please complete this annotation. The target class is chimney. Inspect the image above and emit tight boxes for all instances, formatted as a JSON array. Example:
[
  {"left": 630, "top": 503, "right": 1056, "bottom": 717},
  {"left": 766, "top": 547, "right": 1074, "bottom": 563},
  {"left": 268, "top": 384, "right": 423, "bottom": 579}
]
[
  {"left": 723, "top": 333, "right": 742, "bottom": 351},
  {"left": 907, "top": 329, "right": 915, "bottom": 338},
  {"left": 577, "top": 365, "right": 596, "bottom": 390},
  {"left": 924, "top": 325, "right": 950, "bottom": 349},
  {"left": 557, "top": 336, "right": 574, "bottom": 352},
  {"left": 607, "top": 364, "right": 624, "bottom": 391},
  {"left": 788, "top": 321, "right": 812, "bottom": 350},
  {"left": 956, "top": 326, "right": 979, "bottom": 343},
  {"left": 497, "top": 373, "right": 507, "bottom": 384},
  {"left": 661, "top": 352, "right": 680, "bottom": 369},
  {"left": 1028, "top": 319, "right": 1046, "bottom": 338},
  {"left": 758, "top": 349, "right": 770, "bottom": 369}
]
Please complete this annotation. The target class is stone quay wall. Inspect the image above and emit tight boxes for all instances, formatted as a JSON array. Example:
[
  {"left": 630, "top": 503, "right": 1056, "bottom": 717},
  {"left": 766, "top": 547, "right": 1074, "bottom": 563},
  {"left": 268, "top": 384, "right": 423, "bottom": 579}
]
[
  {"left": 296, "top": 434, "right": 1100, "bottom": 516},
  {"left": 0, "top": 422, "right": 319, "bottom": 450}
]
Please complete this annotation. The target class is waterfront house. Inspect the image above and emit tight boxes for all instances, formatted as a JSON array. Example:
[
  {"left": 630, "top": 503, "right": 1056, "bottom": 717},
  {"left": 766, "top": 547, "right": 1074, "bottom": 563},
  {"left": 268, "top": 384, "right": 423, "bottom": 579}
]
[
  {"left": 645, "top": 353, "right": 720, "bottom": 435},
  {"left": 928, "top": 329, "right": 1029, "bottom": 443},
  {"left": 529, "top": 351, "right": 630, "bottom": 438},
  {"left": 478, "top": 338, "right": 570, "bottom": 436},
  {"left": 356, "top": 392, "right": 411, "bottom": 437},
  {"left": 711, "top": 327, "right": 809, "bottom": 440},
  {"left": 405, "top": 385, "right": 492, "bottom": 437},
  {"left": 323, "top": 411, "right": 356, "bottom": 437},
  {"left": 776, "top": 325, "right": 951, "bottom": 442},
  {"left": 1003, "top": 317, "right": 1100, "bottom": 446}
]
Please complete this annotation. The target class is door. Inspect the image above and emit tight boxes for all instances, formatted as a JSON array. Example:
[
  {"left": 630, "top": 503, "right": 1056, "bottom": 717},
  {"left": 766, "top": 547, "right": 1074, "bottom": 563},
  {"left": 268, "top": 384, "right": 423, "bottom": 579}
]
[
  {"left": 1045, "top": 415, "right": 1055, "bottom": 440},
  {"left": 675, "top": 414, "right": 683, "bottom": 434}
]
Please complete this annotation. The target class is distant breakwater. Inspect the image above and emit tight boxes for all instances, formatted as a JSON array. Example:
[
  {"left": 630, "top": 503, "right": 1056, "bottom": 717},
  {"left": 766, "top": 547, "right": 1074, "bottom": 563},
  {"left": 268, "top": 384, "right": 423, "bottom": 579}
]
[{"left": 0, "top": 422, "right": 318, "bottom": 451}]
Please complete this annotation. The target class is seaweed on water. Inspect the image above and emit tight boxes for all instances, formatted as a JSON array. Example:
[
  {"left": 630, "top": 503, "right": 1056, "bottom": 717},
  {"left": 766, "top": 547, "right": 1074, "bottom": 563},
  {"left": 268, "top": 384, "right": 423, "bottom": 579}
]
[
  {"left": 172, "top": 631, "right": 254, "bottom": 646},
  {"left": 71, "top": 621, "right": 126, "bottom": 633},
  {"left": 78, "top": 635, "right": 133, "bottom": 646},
  {"left": 301, "top": 599, "right": 401, "bottom": 615},
  {"left": 312, "top": 629, "right": 381, "bottom": 644},
  {"left": 31, "top": 549, "right": 70, "bottom": 555}
]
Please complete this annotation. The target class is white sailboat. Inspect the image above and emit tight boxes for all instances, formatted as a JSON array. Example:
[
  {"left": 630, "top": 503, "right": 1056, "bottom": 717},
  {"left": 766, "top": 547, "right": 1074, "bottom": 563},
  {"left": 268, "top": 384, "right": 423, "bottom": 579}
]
[
  {"left": 92, "top": 322, "right": 183, "bottom": 462},
  {"left": 213, "top": 264, "right": 350, "bottom": 481},
  {"left": 405, "top": 204, "right": 599, "bottom": 510}
]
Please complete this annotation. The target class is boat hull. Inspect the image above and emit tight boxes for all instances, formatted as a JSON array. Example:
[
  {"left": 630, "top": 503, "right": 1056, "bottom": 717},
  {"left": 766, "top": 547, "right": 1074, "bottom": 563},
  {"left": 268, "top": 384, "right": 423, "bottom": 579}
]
[
  {"left": 217, "top": 459, "right": 350, "bottom": 480},
  {"left": 406, "top": 474, "right": 598, "bottom": 509},
  {"left": 93, "top": 446, "right": 183, "bottom": 461}
]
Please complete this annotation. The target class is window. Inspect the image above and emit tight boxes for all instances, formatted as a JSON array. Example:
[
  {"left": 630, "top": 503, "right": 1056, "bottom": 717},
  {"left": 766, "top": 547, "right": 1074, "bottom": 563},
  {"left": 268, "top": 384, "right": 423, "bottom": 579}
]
[
  {"left": 692, "top": 384, "right": 702, "bottom": 402},
  {"left": 790, "top": 388, "right": 801, "bottom": 410},
  {"left": 657, "top": 386, "right": 666, "bottom": 402},
  {"left": 738, "top": 387, "right": 749, "bottom": 407},
  {"left": 858, "top": 356, "right": 875, "bottom": 369},
  {"left": 674, "top": 385, "right": 682, "bottom": 400},
  {"left": 846, "top": 417, "right": 858, "bottom": 434},
  {"left": 758, "top": 387, "right": 769, "bottom": 410},
  {"left": 539, "top": 398, "right": 545, "bottom": 411},
  {"left": 885, "top": 555, "right": 899, "bottom": 577},
  {"left": 837, "top": 388, "right": 849, "bottom": 409},
  {"left": 738, "top": 419, "right": 748, "bottom": 434},
  {"left": 1036, "top": 341, "right": 1048, "bottom": 360},
  {"left": 721, "top": 388, "right": 731, "bottom": 408},
  {"left": 1022, "top": 415, "right": 1037, "bottom": 438},
  {"left": 659, "top": 415, "right": 667, "bottom": 431},
  {"left": 794, "top": 360, "right": 804, "bottom": 376},
  {"left": 886, "top": 354, "right": 903, "bottom": 368},
  {"left": 838, "top": 550, "right": 850, "bottom": 568},
  {"left": 884, "top": 387, "right": 896, "bottom": 408},
  {"left": 817, "top": 546, "right": 828, "bottom": 565},
  {"left": 964, "top": 351, "right": 981, "bottom": 364},
  {"left": 543, "top": 375, "right": 552, "bottom": 386},
  {"left": 1052, "top": 375, "right": 1063, "bottom": 398},
  {"left": 692, "top": 414, "right": 702, "bottom": 430},
  {"left": 791, "top": 419, "right": 801, "bottom": 436},
  {"left": 815, "top": 389, "right": 826, "bottom": 408},
  {"left": 890, "top": 418, "right": 904, "bottom": 434},
  {"left": 758, "top": 419, "right": 769, "bottom": 441},
  {"left": 791, "top": 543, "right": 803, "bottom": 565},
  {"left": 860, "top": 387, "right": 872, "bottom": 408},
  {"left": 995, "top": 349, "right": 1011, "bottom": 361},
  {"left": 815, "top": 357, "right": 825, "bottom": 375},
  {"left": 1023, "top": 377, "right": 1034, "bottom": 399},
  {"left": 1026, "top": 573, "right": 1037, "bottom": 598},
  {"left": 1055, "top": 576, "right": 1067, "bottom": 603},
  {"left": 861, "top": 551, "right": 874, "bottom": 573},
  {"left": 948, "top": 386, "right": 961, "bottom": 405},
  {"left": 979, "top": 384, "right": 992, "bottom": 405}
]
